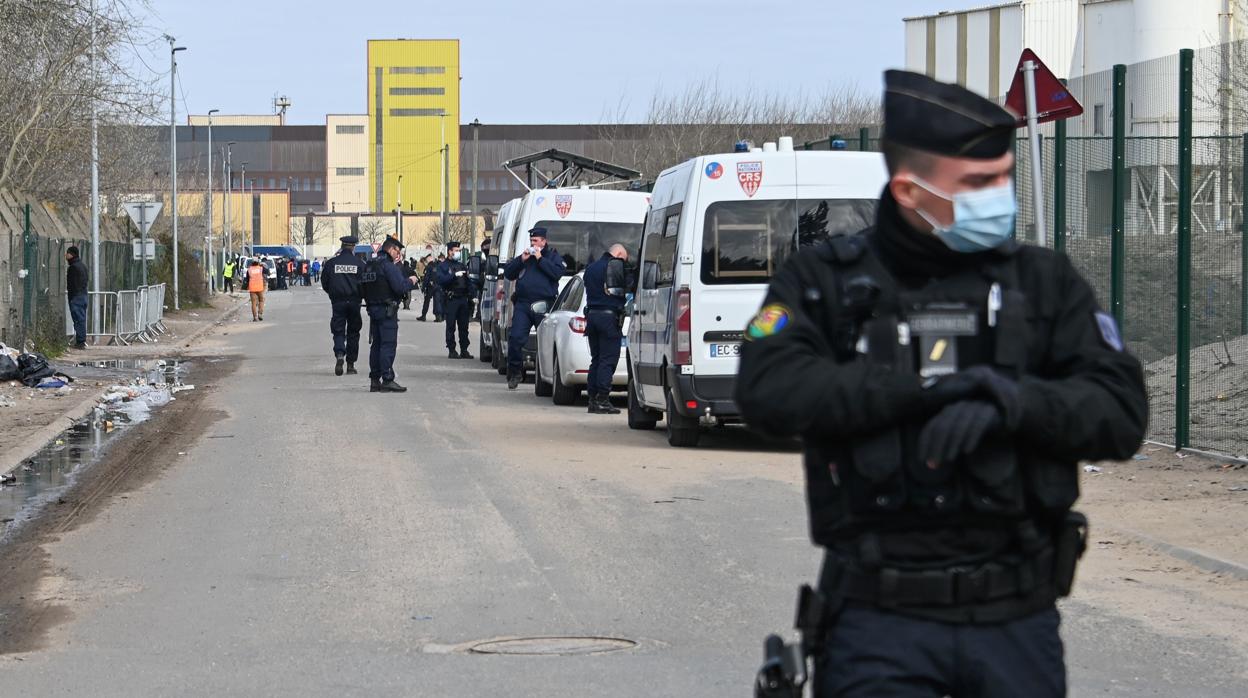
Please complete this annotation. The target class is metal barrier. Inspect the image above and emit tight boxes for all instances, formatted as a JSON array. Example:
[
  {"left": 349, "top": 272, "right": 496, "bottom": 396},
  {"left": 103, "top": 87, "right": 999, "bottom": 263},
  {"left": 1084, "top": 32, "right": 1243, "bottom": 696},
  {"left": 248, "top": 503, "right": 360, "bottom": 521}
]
[{"left": 64, "top": 283, "right": 169, "bottom": 346}]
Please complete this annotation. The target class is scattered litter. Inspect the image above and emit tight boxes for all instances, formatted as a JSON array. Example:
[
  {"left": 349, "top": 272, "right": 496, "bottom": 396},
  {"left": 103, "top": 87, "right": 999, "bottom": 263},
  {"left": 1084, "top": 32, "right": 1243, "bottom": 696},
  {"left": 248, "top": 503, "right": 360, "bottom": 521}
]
[
  {"left": 1176, "top": 452, "right": 1189, "bottom": 459},
  {"left": 177, "top": 451, "right": 186, "bottom": 456},
  {"left": 1228, "top": 485, "right": 1248, "bottom": 492},
  {"left": 35, "top": 377, "right": 67, "bottom": 389},
  {"left": 0, "top": 395, "right": 14, "bottom": 408},
  {"left": 1083, "top": 465, "right": 1103, "bottom": 473},
  {"left": 1132, "top": 454, "right": 1150, "bottom": 461},
  {"left": 0, "top": 473, "right": 16, "bottom": 485},
  {"left": 170, "top": 384, "right": 195, "bottom": 393}
]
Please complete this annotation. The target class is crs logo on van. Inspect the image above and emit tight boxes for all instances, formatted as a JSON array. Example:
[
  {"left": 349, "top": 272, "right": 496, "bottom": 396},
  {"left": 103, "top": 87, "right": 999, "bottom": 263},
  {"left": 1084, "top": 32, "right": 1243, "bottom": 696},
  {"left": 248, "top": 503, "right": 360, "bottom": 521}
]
[
  {"left": 704, "top": 161, "right": 724, "bottom": 180},
  {"left": 555, "top": 195, "right": 573, "bottom": 218},
  {"left": 737, "top": 161, "right": 763, "bottom": 197}
]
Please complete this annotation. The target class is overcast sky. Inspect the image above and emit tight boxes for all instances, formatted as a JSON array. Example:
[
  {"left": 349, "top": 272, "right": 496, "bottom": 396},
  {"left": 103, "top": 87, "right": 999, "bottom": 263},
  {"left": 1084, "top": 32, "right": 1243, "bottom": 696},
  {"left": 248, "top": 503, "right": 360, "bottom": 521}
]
[{"left": 147, "top": 0, "right": 959, "bottom": 125}]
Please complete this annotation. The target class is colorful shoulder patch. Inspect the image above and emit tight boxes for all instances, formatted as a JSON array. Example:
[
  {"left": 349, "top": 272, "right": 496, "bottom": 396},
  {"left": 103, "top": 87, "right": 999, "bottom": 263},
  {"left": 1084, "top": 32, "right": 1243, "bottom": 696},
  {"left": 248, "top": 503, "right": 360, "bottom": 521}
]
[
  {"left": 1094, "top": 311, "right": 1123, "bottom": 351},
  {"left": 746, "top": 304, "right": 791, "bottom": 340}
]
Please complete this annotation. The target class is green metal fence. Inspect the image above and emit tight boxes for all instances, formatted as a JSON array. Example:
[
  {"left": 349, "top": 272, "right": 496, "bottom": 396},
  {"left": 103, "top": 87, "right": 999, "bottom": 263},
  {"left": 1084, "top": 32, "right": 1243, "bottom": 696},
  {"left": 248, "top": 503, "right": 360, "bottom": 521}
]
[
  {"left": 2, "top": 203, "right": 139, "bottom": 352},
  {"left": 798, "top": 43, "right": 1248, "bottom": 459}
]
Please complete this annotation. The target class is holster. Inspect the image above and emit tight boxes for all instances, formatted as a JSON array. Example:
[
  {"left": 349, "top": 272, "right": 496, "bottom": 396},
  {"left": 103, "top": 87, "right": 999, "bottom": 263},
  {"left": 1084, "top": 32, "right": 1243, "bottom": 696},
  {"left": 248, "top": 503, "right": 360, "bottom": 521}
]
[
  {"left": 1053, "top": 510, "right": 1088, "bottom": 597},
  {"left": 384, "top": 301, "right": 398, "bottom": 319}
]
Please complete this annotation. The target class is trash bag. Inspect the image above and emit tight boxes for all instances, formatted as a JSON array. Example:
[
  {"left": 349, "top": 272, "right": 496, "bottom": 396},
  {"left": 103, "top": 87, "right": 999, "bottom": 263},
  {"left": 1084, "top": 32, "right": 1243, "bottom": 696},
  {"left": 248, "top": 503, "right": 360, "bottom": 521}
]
[
  {"left": 0, "top": 354, "right": 19, "bottom": 381},
  {"left": 18, "top": 352, "right": 55, "bottom": 387}
]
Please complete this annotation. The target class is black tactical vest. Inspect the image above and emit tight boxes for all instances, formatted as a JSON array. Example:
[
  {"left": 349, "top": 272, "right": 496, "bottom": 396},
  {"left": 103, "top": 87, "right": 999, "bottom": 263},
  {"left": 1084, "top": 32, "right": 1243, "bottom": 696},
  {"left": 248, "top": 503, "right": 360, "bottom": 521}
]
[
  {"left": 361, "top": 258, "right": 393, "bottom": 305},
  {"left": 800, "top": 234, "right": 1079, "bottom": 542}
]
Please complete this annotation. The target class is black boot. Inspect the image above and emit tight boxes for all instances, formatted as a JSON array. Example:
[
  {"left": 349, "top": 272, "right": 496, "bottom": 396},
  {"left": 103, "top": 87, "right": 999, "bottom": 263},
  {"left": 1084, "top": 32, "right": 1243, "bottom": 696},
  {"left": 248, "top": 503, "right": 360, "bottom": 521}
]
[
  {"left": 587, "top": 393, "right": 604, "bottom": 414},
  {"left": 379, "top": 379, "right": 407, "bottom": 393},
  {"left": 448, "top": 349, "right": 460, "bottom": 359},
  {"left": 335, "top": 357, "right": 344, "bottom": 376},
  {"left": 458, "top": 349, "right": 474, "bottom": 360},
  {"left": 507, "top": 369, "right": 519, "bottom": 390},
  {"left": 598, "top": 395, "right": 621, "bottom": 415},
  {"left": 417, "top": 315, "right": 427, "bottom": 322},
  {"left": 370, "top": 378, "right": 382, "bottom": 393},
  {"left": 345, "top": 362, "right": 358, "bottom": 375}
]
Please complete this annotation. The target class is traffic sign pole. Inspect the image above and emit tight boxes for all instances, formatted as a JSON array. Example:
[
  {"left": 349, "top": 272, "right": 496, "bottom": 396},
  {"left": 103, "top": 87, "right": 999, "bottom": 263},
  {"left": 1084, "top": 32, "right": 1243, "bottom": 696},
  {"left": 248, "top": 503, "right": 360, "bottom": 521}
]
[
  {"left": 1022, "top": 59, "right": 1047, "bottom": 248},
  {"left": 140, "top": 205, "right": 149, "bottom": 285}
]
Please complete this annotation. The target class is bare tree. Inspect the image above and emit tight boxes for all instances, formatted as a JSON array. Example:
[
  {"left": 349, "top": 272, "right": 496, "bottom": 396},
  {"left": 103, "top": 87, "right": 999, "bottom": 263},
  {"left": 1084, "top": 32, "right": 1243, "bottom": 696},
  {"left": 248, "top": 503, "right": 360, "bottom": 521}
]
[
  {"left": 357, "top": 217, "right": 395, "bottom": 244},
  {"left": 422, "top": 215, "right": 475, "bottom": 247},
  {"left": 0, "top": 0, "right": 167, "bottom": 205},
  {"left": 596, "top": 77, "right": 880, "bottom": 180}
]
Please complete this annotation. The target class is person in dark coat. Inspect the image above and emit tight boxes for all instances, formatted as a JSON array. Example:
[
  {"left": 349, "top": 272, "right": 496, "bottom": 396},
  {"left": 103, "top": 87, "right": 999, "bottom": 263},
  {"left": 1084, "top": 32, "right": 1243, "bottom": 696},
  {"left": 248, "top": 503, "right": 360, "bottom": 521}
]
[
  {"left": 362, "top": 236, "right": 420, "bottom": 392},
  {"left": 502, "top": 227, "right": 565, "bottom": 389},
  {"left": 321, "top": 236, "right": 365, "bottom": 376},
  {"left": 435, "top": 241, "right": 478, "bottom": 359},
  {"left": 65, "top": 246, "right": 89, "bottom": 349},
  {"left": 736, "top": 70, "right": 1148, "bottom": 697},
  {"left": 581, "top": 244, "right": 631, "bottom": 414}
]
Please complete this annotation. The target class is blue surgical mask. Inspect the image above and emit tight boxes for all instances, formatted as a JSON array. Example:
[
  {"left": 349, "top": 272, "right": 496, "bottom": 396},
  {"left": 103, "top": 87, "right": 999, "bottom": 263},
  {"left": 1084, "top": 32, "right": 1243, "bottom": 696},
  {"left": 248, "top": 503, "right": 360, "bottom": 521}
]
[{"left": 909, "top": 177, "right": 1017, "bottom": 253}]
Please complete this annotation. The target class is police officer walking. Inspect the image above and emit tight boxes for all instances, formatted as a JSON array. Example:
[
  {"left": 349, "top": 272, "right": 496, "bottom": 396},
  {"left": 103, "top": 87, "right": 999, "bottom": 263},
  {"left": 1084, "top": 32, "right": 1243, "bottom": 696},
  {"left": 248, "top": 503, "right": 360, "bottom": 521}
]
[
  {"left": 362, "top": 235, "right": 420, "bottom": 393},
  {"left": 738, "top": 70, "right": 1148, "bottom": 697},
  {"left": 321, "top": 235, "right": 365, "bottom": 377},
  {"left": 502, "top": 226, "right": 565, "bottom": 389},
  {"left": 581, "top": 244, "right": 632, "bottom": 414},
  {"left": 436, "top": 241, "right": 477, "bottom": 359}
]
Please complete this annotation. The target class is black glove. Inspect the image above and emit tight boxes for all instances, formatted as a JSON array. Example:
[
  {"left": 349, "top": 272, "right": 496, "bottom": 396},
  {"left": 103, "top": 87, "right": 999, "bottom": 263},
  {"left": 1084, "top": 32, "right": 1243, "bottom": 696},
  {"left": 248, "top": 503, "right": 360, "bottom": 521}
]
[
  {"left": 917, "top": 399, "right": 1003, "bottom": 466},
  {"left": 921, "top": 366, "right": 1021, "bottom": 430}
]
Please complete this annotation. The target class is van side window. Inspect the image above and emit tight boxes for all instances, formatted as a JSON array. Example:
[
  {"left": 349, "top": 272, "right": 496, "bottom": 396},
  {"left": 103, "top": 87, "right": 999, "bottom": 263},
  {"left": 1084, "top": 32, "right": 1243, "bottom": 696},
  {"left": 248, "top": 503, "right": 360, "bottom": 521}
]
[
  {"left": 700, "top": 199, "right": 795, "bottom": 285},
  {"left": 656, "top": 210, "right": 680, "bottom": 287},
  {"left": 797, "top": 199, "right": 878, "bottom": 247},
  {"left": 640, "top": 206, "right": 666, "bottom": 290}
]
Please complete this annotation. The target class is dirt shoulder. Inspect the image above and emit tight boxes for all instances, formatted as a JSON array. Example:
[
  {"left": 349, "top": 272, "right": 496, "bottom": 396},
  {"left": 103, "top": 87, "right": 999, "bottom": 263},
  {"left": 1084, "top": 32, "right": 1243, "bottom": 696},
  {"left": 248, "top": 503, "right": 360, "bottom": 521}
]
[
  {"left": 0, "top": 355, "right": 236, "bottom": 654},
  {"left": 0, "top": 295, "right": 242, "bottom": 475}
]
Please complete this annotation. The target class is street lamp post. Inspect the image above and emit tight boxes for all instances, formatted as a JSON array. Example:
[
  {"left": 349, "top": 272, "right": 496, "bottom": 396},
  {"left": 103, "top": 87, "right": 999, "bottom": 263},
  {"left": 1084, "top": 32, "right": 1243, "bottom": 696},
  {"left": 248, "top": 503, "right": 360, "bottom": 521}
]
[
  {"left": 248, "top": 179, "right": 255, "bottom": 249},
  {"left": 440, "top": 111, "right": 449, "bottom": 244},
  {"left": 168, "top": 38, "right": 186, "bottom": 310},
  {"left": 89, "top": 0, "right": 101, "bottom": 336},
  {"left": 396, "top": 174, "right": 404, "bottom": 244},
  {"left": 240, "top": 162, "right": 248, "bottom": 253},
  {"left": 224, "top": 141, "right": 235, "bottom": 261},
  {"left": 207, "top": 109, "right": 218, "bottom": 294}
]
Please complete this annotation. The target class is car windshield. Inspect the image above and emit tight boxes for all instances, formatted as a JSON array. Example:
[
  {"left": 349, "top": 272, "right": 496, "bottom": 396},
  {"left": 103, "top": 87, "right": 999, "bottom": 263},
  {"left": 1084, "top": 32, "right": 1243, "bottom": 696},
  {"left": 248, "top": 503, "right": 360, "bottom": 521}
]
[
  {"left": 699, "top": 198, "right": 877, "bottom": 285},
  {"left": 531, "top": 220, "right": 644, "bottom": 275}
]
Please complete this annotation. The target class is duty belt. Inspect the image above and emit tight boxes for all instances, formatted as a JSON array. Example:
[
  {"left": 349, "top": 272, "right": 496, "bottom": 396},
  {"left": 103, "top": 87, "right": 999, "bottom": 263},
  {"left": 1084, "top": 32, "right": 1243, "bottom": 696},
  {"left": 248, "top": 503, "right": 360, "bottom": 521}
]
[{"left": 821, "top": 548, "right": 1055, "bottom": 608}]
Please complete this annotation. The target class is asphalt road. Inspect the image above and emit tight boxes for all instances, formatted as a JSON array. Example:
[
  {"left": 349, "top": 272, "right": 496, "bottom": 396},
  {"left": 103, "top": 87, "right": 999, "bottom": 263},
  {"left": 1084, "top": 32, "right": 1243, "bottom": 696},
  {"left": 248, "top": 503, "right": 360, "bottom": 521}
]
[{"left": 2, "top": 288, "right": 1244, "bottom": 696}]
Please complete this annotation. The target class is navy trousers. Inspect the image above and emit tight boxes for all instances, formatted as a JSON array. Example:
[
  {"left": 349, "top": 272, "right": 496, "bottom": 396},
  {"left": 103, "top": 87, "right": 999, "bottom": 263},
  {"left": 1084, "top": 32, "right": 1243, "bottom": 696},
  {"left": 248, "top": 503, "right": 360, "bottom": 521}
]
[
  {"left": 584, "top": 310, "right": 621, "bottom": 396},
  {"left": 444, "top": 296, "right": 471, "bottom": 351},
  {"left": 330, "top": 298, "right": 362, "bottom": 362},
  {"left": 814, "top": 605, "right": 1065, "bottom": 698},
  {"left": 507, "top": 302, "right": 543, "bottom": 372},
  {"left": 68, "top": 293, "right": 87, "bottom": 345},
  {"left": 367, "top": 306, "right": 399, "bottom": 381}
]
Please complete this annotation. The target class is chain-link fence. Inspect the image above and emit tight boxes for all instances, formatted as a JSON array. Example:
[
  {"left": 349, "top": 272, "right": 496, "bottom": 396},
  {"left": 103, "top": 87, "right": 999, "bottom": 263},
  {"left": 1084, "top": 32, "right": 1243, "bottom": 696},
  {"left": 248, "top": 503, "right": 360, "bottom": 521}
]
[
  {"left": 797, "top": 43, "right": 1248, "bottom": 460},
  {"left": 1, "top": 195, "right": 140, "bottom": 352}
]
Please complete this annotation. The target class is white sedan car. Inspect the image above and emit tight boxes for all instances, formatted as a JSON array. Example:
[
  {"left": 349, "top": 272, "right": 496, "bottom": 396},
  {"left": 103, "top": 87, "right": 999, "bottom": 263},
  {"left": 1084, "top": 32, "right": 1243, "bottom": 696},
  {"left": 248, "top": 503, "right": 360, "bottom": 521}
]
[{"left": 534, "top": 273, "right": 629, "bottom": 405}]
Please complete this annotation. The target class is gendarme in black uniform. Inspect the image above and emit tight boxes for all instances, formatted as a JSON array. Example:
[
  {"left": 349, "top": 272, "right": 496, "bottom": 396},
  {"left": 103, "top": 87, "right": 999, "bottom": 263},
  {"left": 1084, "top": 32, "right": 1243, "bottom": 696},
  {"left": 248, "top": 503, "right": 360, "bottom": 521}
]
[
  {"left": 321, "top": 235, "right": 364, "bottom": 376},
  {"left": 738, "top": 71, "right": 1148, "bottom": 698}
]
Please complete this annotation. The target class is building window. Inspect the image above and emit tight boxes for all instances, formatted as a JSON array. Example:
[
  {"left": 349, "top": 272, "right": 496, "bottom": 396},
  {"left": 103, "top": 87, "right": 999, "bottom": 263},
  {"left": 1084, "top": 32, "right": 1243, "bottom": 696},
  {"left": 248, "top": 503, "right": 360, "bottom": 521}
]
[
  {"left": 335, "top": 124, "right": 365, "bottom": 135},
  {"left": 268, "top": 178, "right": 276, "bottom": 189},
  {"left": 291, "top": 178, "right": 299, "bottom": 191},
  {"left": 304, "top": 178, "right": 311, "bottom": 191},
  {"left": 389, "top": 66, "right": 445, "bottom": 75},
  {"left": 389, "top": 87, "right": 445, "bottom": 96},
  {"left": 315, "top": 178, "right": 323, "bottom": 192},
  {"left": 336, "top": 167, "right": 365, "bottom": 177},
  {"left": 389, "top": 108, "right": 444, "bottom": 117},
  {"left": 1093, "top": 104, "right": 1105, "bottom": 135}
]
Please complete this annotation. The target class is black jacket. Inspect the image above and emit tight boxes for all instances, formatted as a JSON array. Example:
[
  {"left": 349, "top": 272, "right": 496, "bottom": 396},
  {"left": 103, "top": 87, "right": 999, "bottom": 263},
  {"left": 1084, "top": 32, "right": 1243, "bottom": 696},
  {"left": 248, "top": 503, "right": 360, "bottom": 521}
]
[
  {"left": 736, "top": 191, "right": 1148, "bottom": 574},
  {"left": 67, "top": 257, "right": 88, "bottom": 298}
]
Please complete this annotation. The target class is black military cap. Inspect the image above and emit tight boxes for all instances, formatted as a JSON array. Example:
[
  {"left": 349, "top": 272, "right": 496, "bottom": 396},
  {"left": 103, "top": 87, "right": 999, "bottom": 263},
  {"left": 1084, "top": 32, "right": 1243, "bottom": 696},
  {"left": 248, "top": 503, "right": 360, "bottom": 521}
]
[
  {"left": 881, "top": 70, "right": 1016, "bottom": 159},
  {"left": 380, "top": 235, "right": 404, "bottom": 251},
  {"left": 339, "top": 235, "right": 359, "bottom": 245},
  {"left": 528, "top": 226, "right": 547, "bottom": 238}
]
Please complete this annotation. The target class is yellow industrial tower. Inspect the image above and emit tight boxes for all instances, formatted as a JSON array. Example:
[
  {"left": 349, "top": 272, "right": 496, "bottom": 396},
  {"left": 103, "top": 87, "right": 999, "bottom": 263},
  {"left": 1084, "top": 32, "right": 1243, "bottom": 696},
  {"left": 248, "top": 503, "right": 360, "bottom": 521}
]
[{"left": 367, "top": 39, "right": 460, "bottom": 216}]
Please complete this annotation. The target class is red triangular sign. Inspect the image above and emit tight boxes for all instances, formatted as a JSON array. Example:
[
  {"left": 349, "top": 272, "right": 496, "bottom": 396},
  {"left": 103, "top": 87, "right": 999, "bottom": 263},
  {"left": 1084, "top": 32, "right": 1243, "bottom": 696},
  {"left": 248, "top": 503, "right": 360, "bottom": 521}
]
[{"left": 1004, "top": 48, "right": 1083, "bottom": 126}]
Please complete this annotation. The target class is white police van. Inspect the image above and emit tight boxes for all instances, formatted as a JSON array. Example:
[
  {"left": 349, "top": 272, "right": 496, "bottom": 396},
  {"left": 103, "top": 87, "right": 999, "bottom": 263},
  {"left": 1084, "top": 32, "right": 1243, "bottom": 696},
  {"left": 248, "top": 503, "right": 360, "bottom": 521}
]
[
  {"left": 491, "top": 186, "right": 649, "bottom": 379},
  {"left": 480, "top": 197, "right": 521, "bottom": 364},
  {"left": 626, "top": 138, "right": 887, "bottom": 447}
]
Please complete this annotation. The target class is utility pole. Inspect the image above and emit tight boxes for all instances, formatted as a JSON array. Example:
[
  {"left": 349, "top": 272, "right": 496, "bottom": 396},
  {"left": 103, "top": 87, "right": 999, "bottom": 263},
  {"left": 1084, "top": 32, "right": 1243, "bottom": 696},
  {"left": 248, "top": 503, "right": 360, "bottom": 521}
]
[
  {"left": 168, "top": 38, "right": 186, "bottom": 309},
  {"left": 240, "top": 162, "right": 248, "bottom": 252},
  {"left": 440, "top": 111, "right": 449, "bottom": 244},
  {"left": 225, "top": 142, "right": 234, "bottom": 261},
  {"left": 471, "top": 118, "right": 480, "bottom": 250},
  {"left": 89, "top": 0, "right": 100, "bottom": 335},
  {"left": 207, "top": 109, "right": 218, "bottom": 294}
]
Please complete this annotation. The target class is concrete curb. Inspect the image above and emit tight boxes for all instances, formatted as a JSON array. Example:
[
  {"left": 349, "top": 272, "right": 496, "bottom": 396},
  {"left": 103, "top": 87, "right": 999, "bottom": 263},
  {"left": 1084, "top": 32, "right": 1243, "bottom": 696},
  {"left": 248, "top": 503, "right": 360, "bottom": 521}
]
[
  {"left": 0, "top": 299, "right": 244, "bottom": 478},
  {"left": 1107, "top": 525, "right": 1248, "bottom": 581}
]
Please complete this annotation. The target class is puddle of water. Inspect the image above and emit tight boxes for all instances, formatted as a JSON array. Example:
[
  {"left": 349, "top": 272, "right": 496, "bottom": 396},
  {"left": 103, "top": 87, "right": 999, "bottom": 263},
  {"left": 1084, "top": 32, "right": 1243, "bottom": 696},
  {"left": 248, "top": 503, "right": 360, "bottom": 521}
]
[
  {"left": 0, "top": 360, "right": 190, "bottom": 538},
  {"left": 75, "top": 359, "right": 146, "bottom": 370}
]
